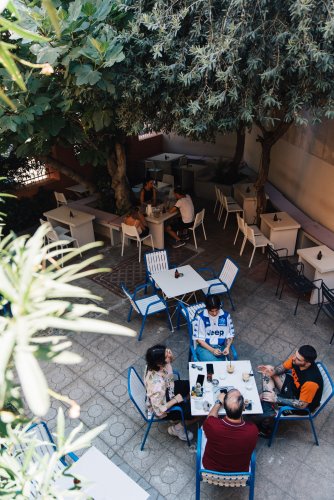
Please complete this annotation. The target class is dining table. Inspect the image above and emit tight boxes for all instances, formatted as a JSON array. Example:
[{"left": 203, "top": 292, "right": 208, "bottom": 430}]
[
  {"left": 260, "top": 211, "right": 301, "bottom": 256},
  {"left": 297, "top": 245, "right": 334, "bottom": 304},
  {"left": 189, "top": 360, "right": 263, "bottom": 416},
  {"left": 43, "top": 205, "right": 95, "bottom": 247}
]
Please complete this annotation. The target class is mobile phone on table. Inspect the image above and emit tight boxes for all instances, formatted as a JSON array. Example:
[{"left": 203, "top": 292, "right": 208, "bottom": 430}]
[
  {"left": 206, "top": 363, "right": 214, "bottom": 382},
  {"left": 196, "top": 374, "right": 205, "bottom": 386}
]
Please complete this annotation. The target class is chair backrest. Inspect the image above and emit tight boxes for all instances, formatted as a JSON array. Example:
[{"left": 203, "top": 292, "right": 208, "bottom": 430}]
[
  {"left": 54, "top": 192, "right": 67, "bottom": 206},
  {"left": 144, "top": 250, "right": 169, "bottom": 275},
  {"left": 46, "top": 228, "right": 60, "bottom": 243},
  {"left": 236, "top": 213, "right": 245, "bottom": 234},
  {"left": 162, "top": 174, "right": 174, "bottom": 187},
  {"left": 198, "top": 429, "right": 254, "bottom": 488},
  {"left": 314, "top": 362, "right": 334, "bottom": 416},
  {"left": 120, "top": 283, "right": 140, "bottom": 313},
  {"left": 321, "top": 281, "right": 334, "bottom": 305},
  {"left": 245, "top": 223, "right": 256, "bottom": 244},
  {"left": 121, "top": 222, "right": 140, "bottom": 240},
  {"left": 218, "top": 257, "right": 239, "bottom": 289},
  {"left": 192, "top": 208, "right": 205, "bottom": 229},
  {"left": 128, "top": 366, "right": 148, "bottom": 421},
  {"left": 222, "top": 194, "right": 229, "bottom": 209},
  {"left": 145, "top": 160, "right": 155, "bottom": 168}
]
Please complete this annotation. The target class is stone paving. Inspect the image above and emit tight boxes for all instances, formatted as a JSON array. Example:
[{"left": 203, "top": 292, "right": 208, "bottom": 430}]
[{"left": 44, "top": 197, "right": 334, "bottom": 499}]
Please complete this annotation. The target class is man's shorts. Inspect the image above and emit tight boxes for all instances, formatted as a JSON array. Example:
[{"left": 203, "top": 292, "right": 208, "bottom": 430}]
[{"left": 171, "top": 219, "right": 193, "bottom": 233}]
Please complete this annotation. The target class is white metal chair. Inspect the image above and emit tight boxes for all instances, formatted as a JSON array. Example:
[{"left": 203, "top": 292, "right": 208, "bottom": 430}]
[
  {"left": 189, "top": 209, "right": 207, "bottom": 250},
  {"left": 241, "top": 223, "right": 273, "bottom": 267},
  {"left": 234, "top": 213, "right": 261, "bottom": 253},
  {"left": 222, "top": 194, "right": 243, "bottom": 229},
  {"left": 199, "top": 257, "right": 239, "bottom": 310},
  {"left": 45, "top": 228, "right": 81, "bottom": 260},
  {"left": 217, "top": 188, "right": 235, "bottom": 221},
  {"left": 54, "top": 191, "right": 68, "bottom": 206},
  {"left": 145, "top": 160, "right": 161, "bottom": 181},
  {"left": 39, "top": 218, "right": 69, "bottom": 238},
  {"left": 196, "top": 428, "right": 256, "bottom": 500},
  {"left": 268, "top": 362, "right": 334, "bottom": 447},
  {"left": 121, "top": 223, "right": 154, "bottom": 263},
  {"left": 128, "top": 366, "right": 191, "bottom": 449},
  {"left": 121, "top": 282, "right": 172, "bottom": 341}
]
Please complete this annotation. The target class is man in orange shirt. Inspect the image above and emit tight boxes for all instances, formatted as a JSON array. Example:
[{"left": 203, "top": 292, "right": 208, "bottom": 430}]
[{"left": 258, "top": 345, "right": 323, "bottom": 413}]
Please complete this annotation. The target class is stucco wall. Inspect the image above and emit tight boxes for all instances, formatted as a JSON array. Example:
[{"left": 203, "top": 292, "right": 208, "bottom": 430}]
[
  {"left": 162, "top": 132, "right": 236, "bottom": 158},
  {"left": 244, "top": 123, "right": 334, "bottom": 232}
]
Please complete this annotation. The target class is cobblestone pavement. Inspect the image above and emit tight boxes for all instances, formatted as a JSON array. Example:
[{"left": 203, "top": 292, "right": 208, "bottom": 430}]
[{"left": 44, "top": 198, "right": 334, "bottom": 499}]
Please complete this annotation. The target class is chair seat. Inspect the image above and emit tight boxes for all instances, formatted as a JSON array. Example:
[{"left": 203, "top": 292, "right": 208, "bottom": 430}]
[
  {"left": 227, "top": 203, "right": 243, "bottom": 212},
  {"left": 201, "top": 279, "right": 227, "bottom": 296},
  {"left": 249, "top": 224, "right": 261, "bottom": 235},
  {"left": 253, "top": 234, "right": 271, "bottom": 247},
  {"left": 136, "top": 295, "right": 166, "bottom": 315}
]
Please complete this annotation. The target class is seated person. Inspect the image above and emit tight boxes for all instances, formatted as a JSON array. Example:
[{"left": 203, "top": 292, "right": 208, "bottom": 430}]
[
  {"left": 193, "top": 295, "right": 235, "bottom": 361},
  {"left": 257, "top": 345, "right": 323, "bottom": 436},
  {"left": 144, "top": 344, "right": 195, "bottom": 441},
  {"left": 203, "top": 389, "right": 258, "bottom": 472},
  {"left": 124, "top": 206, "right": 149, "bottom": 237},
  {"left": 140, "top": 178, "right": 157, "bottom": 206},
  {"left": 165, "top": 186, "right": 194, "bottom": 248}
]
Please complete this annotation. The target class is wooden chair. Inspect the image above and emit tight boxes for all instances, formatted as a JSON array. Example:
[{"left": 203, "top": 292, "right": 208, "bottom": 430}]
[{"left": 121, "top": 223, "right": 154, "bottom": 263}]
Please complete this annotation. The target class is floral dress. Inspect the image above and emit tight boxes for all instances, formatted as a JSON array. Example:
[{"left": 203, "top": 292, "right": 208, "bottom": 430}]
[{"left": 144, "top": 363, "right": 175, "bottom": 417}]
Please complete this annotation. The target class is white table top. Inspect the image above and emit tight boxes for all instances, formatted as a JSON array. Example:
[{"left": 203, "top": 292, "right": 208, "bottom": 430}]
[
  {"left": 55, "top": 446, "right": 149, "bottom": 499},
  {"left": 297, "top": 245, "right": 334, "bottom": 273},
  {"left": 151, "top": 265, "right": 208, "bottom": 298},
  {"left": 147, "top": 153, "right": 184, "bottom": 162},
  {"left": 66, "top": 184, "right": 88, "bottom": 194},
  {"left": 260, "top": 211, "right": 301, "bottom": 231},
  {"left": 44, "top": 206, "right": 95, "bottom": 226},
  {"left": 189, "top": 361, "right": 263, "bottom": 416}
]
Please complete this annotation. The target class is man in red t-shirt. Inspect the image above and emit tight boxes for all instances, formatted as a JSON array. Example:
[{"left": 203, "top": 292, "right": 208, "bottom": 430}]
[{"left": 203, "top": 389, "right": 258, "bottom": 472}]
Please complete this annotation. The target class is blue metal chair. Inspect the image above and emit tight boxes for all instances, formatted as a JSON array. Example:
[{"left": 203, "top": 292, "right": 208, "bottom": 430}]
[
  {"left": 196, "top": 428, "right": 256, "bottom": 500},
  {"left": 121, "top": 282, "right": 172, "bottom": 341},
  {"left": 268, "top": 362, "right": 334, "bottom": 447},
  {"left": 27, "top": 421, "right": 78, "bottom": 466},
  {"left": 128, "top": 366, "right": 191, "bottom": 449},
  {"left": 177, "top": 302, "right": 238, "bottom": 362},
  {"left": 198, "top": 257, "right": 239, "bottom": 310}
]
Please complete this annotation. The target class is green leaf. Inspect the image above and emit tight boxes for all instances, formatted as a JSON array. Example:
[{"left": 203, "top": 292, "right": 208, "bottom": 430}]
[
  {"left": 73, "top": 64, "right": 101, "bottom": 85},
  {"left": 0, "top": 16, "right": 49, "bottom": 42},
  {"left": 42, "top": 0, "right": 61, "bottom": 38},
  {"left": 29, "top": 44, "right": 66, "bottom": 65},
  {"left": 68, "top": 0, "right": 83, "bottom": 22}
]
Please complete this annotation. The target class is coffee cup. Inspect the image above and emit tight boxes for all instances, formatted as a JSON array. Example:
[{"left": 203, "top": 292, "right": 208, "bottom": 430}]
[
  {"left": 227, "top": 364, "right": 235, "bottom": 374},
  {"left": 242, "top": 372, "right": 250, "bottom": 382}
]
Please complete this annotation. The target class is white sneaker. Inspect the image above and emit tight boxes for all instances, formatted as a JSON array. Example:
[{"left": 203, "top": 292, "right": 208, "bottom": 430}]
[{"left": 167, "top": 425, "right": 193, "bottom": 441}]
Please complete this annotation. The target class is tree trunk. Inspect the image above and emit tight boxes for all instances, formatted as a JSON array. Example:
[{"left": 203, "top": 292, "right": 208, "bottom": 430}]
[
  {"left": 227, "top": 126, "right": 245, "bottom": 179},
  {"left": 254, "top": 121, "right": 292, "bottom": 224},
  {"left": 106, "top": 143, "right": 132, "bottom": 213},
  {"left": 40, "top": 156, "right": 97, "bottom": 194}
]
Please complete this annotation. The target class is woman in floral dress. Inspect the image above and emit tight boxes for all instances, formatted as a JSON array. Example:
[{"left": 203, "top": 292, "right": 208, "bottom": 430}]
[{"left": 144, "top": 344, "right": 194, "bottom": 441}]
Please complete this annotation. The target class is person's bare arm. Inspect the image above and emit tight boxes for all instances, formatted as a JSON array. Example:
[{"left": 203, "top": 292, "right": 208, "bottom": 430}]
[
  {"left": 208, "top": 392, "right": 225, "bottom": 418},
  {"left": 276, "top": 396, "right": 309, "bottom": 409},
  {"left": 222, "top": 338, "right": 233, "bottom": 355},
  {"left": 169, "top": 205, "right": 178, "bottom": 215},
  {"left": 152, "top": 188, "right": 157, "bottom": 206}
]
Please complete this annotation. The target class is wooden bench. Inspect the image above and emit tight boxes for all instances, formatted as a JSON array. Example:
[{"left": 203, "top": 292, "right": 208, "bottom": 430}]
[
  {"left": 265, "top": 182, "right": 334, "bottom": 251},
  {"left": 68, "top": 199, "right": 122, "bottom": 246}
]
